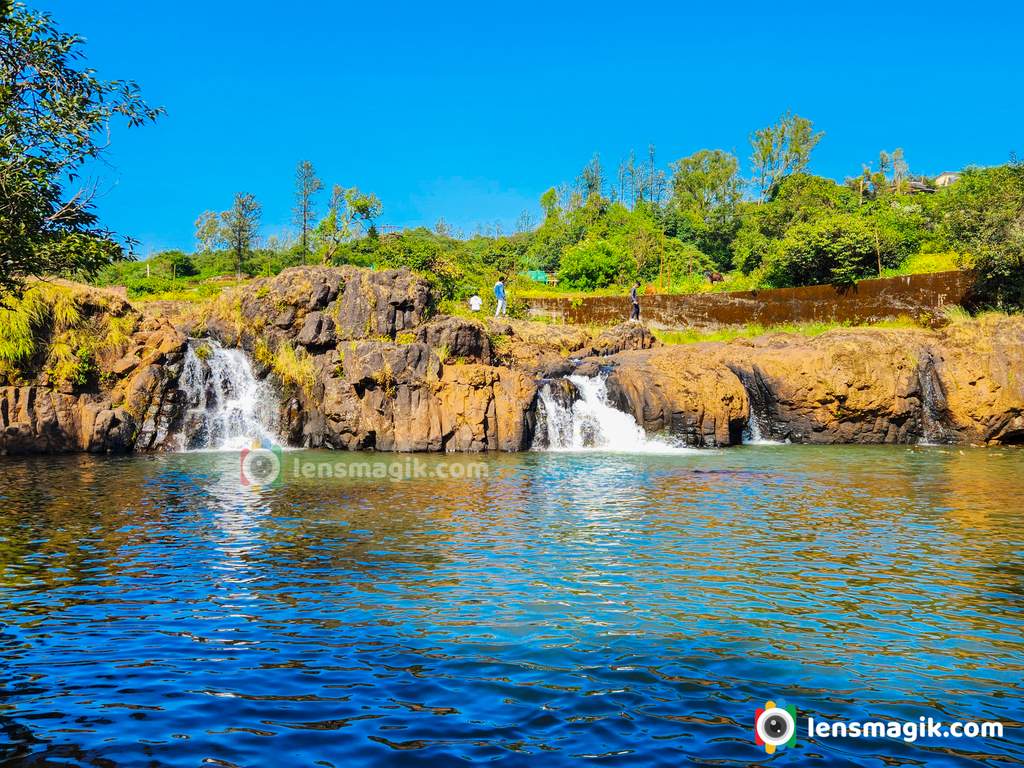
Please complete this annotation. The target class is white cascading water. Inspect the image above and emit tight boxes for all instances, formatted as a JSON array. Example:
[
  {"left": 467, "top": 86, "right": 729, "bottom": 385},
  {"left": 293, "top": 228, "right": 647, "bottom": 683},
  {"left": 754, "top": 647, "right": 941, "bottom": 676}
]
[
  {"left": 533, "top": 375, "right": 686, "bottom": 452},
  {"left": 747, "top": 412, "right": 764, "bottom": 442},
  {"left": 177, "top": 339, "right": 280, "bottom": 451},
  {"left": 744, "top": 409, "right": 785, "bottom": 445}
]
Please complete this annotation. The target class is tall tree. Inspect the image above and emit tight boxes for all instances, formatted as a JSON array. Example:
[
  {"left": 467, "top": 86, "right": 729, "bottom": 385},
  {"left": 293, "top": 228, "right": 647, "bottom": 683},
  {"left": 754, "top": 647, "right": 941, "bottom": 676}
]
[
  {"left": 644, "top": 144, "right": 667, "bottom": 204},
  {"left": 749, "top": 112, "right": 824, "bottom": 201},
  {"left": 313, "top": 185, "right": 382, "bottom": 263},
  {"left": 293, "top": 160, "right": 323, "bottom": 262},
  {"left": 220, "top": 193, "right": 261, "bottom": 280},
  {"left": 891, "top": 148, "right": 909, "bottom": 191},
  {"left": 670, "top": 150, "right": 742, "bottom": 215},
  {"left": 0, "top": 1, "right": 163, "bottom": 298},
  {"left": 579, "top": 154, "right": 604, "bottom": 199},
  {"left": 194, "top": 211, "right": 223, "bottom": 252},
  {"left": 539, "top": 188, "right": 560, "bottom": 220},
  {"left": 515, "top": 209, "right": 536, "bottom": 233}
]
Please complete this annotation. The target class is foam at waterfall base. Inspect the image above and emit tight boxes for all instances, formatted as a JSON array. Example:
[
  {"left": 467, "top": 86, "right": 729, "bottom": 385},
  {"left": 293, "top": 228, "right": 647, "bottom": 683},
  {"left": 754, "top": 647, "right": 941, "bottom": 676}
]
[
  {"left": 534, "top": 375, "right": 700, "bottom": 454},
  {"left": 739, "top": 388, "right": 787, "bottom": 446},
  {"left": 743, "top": 415, "right": 786, "bottom": 446},
  {"left": 178, "top": 340, "right": 281, "bottom": 451}
]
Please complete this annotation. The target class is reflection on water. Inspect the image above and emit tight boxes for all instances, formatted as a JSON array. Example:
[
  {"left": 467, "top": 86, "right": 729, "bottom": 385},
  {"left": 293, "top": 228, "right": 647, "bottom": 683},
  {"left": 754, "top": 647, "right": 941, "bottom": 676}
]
[{"left": 1, "top": 447, "right": 1023, "bottom": 767}]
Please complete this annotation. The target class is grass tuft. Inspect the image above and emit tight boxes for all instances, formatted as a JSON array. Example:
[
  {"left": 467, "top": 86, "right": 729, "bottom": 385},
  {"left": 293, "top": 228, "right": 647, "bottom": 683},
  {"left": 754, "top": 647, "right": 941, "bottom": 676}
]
[{"left": 272, "top": 341, "right": 316, "bottom": 395}]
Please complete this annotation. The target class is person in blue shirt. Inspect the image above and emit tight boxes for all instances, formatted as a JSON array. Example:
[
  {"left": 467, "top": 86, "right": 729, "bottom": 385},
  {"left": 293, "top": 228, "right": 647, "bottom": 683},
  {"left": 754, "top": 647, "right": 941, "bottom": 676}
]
[
  {"left": 630, "top": 282, "right": 640, "bottom": 321},
  {"left": 494, "top": 277, "right": 507, "bottom": 317}
]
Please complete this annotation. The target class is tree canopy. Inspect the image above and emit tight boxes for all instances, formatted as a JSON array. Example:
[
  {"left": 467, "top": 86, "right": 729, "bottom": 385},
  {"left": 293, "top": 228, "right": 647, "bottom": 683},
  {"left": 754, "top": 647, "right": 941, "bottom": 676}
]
[{"left": 0, "top": 0, "right": 162, "bottom": 299}]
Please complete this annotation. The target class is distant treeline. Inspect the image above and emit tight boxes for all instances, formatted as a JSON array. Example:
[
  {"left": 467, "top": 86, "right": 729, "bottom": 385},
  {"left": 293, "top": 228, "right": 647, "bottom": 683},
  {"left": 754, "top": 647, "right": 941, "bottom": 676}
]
[
  {"left": 104, "top": 114, "right": 1024, "bottom": 311},
  {"left": 4, "top": 2, "right": 1022, "bottom": 312}
]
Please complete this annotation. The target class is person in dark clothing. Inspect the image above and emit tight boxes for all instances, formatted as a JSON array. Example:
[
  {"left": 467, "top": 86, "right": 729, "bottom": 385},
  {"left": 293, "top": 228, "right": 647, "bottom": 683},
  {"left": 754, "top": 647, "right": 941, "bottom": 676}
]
[{"left": 630, "top": 282, "right": 640, "bottom": 321}]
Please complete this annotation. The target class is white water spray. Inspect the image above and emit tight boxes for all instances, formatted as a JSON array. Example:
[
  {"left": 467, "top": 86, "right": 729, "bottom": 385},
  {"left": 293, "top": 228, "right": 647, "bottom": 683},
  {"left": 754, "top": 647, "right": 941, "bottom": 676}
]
[
  {"left": 177, "top": 340, "right": 280, "bottom": 451},
  {"left": 533, "top": 375, "right": 690, "bottom": 453},
  {"left": 743, "top": 409, "right": 784, "bottom": 445}
]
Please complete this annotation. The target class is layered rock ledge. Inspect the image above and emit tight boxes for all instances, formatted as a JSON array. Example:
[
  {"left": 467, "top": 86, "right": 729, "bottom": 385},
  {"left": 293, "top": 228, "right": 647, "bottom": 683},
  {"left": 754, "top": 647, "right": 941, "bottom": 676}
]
[
  {"left": 602, "top": 315, "right": 1024, "bottom": 446},
  {"left": 2, "top": 266, "right": 1022, "bottom": 453}
]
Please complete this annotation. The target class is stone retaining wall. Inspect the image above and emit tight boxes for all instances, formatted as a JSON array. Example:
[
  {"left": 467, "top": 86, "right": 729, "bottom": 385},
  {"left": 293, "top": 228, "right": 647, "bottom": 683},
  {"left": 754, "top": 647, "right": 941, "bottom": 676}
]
[{"left": 526, "top": 270, "right": 975, "bottom": 327}]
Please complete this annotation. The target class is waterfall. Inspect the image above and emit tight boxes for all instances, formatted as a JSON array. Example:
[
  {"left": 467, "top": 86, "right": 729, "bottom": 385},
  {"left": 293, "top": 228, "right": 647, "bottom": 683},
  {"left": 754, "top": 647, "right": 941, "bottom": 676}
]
[
  {"left": 917, "top": 357, "right": 951, "bottom": 445},
  {"left": 744, "top": 405, "right": 784, "bottom": 445},
  {"left": 733, "top": 366, "right": 785, "bottom": 445},
  {"left": 532, "top": 375, "right": 686, "bottom": 452},
  {"left": 177, "top": 339, "right": 280, "bottom": 451},
  {"left": 746, "top": 411, "right": 765, "bottom": 443}
]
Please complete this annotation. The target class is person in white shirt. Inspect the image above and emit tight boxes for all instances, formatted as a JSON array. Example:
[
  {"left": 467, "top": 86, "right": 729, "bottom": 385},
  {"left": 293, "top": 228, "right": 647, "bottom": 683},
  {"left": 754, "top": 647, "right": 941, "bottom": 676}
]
[{"left": 468, "top": 294, "right": 482, "bottom": 312}]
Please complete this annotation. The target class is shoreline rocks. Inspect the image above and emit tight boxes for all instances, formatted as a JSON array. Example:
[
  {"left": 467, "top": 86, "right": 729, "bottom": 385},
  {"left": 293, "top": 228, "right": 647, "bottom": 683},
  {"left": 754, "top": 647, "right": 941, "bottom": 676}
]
[
  {"left": 598, "top": 315, "right": 1024, "bottom": 446},
  {"left": 3, "top": 267, "right": 1023, "bottom": 454}
]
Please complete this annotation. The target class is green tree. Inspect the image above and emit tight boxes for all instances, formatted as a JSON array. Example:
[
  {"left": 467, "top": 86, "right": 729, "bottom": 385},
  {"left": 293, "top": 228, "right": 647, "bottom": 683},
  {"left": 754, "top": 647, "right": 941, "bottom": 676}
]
[
  {"left": 670, "top": 149, "right": 742, "bottom": 215},
  {"left": 194, "top": 211, "right": 223, "bottom": 252},
  {"left": 668, "top": 149, "right": 743, "bottom": 268},
  {"left": 293, "top": 160, "right": 323, "bottom": 262},
  {"left": 731, "top": 223, "right": 778, "bottom": 275},
  {"left": 314, "top": 185, "right": 382, "bottom": 264},
  {"left": 221, "top": 193, "right": 261, "bottom": 279},
  {"left": 557, "top": 239, "right": 628, "bottom": 290},
  {"left": 579, "top": 154, "right": 605, "bottom": 200},
  {"left": 0, "top": 1, "right": 163, "bottom": 298},
  {"left": 750, "top": 112, "right": 824, "bottom": 201},
  {"left": 730, "top": 174, "right": 856, "bottom": 273},
  {"left": 164, "top": 251, "right": 197, "bottom": 279},
  {"left": 539, "top": 188, "right": 561, "bottom": 221},
  {"left": 939, "top": 163, "right": 1024, "bottom": 310},
  {"left": 763, "top": 214, "right": 875, "bottom": 287}
]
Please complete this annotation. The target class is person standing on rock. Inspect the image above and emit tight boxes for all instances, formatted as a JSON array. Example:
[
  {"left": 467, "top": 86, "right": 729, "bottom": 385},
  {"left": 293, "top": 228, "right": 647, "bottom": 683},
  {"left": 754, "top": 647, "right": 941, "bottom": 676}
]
[
  {"left": 494, "top": 277, "right": 507, "bottom": 317},
  {"left": 630, "top": 282, "right": 641, "bottom": 321}
]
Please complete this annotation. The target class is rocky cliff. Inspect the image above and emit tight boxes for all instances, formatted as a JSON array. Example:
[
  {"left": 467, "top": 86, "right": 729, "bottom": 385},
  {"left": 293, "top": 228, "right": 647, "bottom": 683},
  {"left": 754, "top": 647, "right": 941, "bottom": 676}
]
[
  {"left": 0, "top": 282, "right": 187, "bottom": 453},
  {"left": 201, "top": 266, "right": 651, "bottom": 451},
  {"left": 603, "top": 315, "right": 1024, "bottom": 446},
  {"left": 2, "top": 267, "right": 1022, "bottom": 454}
]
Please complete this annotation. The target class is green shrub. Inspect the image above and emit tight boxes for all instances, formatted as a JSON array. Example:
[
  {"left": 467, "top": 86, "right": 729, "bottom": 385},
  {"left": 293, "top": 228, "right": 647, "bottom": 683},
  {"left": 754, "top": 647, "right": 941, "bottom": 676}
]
[
  {"left": 938, "top": 163, "right": 1024, "bottom": 311},
  {"left": 557, "top": 239, "right": 628, "bottom": 290},
  {"left": 764, "top": 214, "right": 876, "bottom": 287}
]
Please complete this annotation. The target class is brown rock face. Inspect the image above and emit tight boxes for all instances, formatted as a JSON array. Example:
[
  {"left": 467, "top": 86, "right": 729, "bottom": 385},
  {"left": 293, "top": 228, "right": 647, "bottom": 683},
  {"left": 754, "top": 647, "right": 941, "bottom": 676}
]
[
  {"left": 415, "top": 316, "right": 492, "bottom": 364},
  {"left": 0, "top": 299, "right": 187, "bottom": 455},
  {"left": 485, "top": 319, "right": 659, "bottom": 377},
  {"left": 204, "top": 267, "right": 537, "bottom": 452},
  {"left": 280, "top": 341, "right": 535, "bottom": 452},
  {"left": 600, "top": 318, "right": 1024, "bottom": 446},
  {"left": 206, "top": 265, "right": 433, "bottom": 350},
  {"left": 0, "top": 387, "right": 135, "bottom": 453},
  {"left": 606, "top": 351, "right": 748, "bottom": 447},
  {"left": 435, "top": 364, "right": 537, "bottom": 452},
  {"left": 4, "top": 268, "right": 1020, "bottom": 455},
  {"left": 933, "top": 316, "right": 1024, "bottom": 443}
]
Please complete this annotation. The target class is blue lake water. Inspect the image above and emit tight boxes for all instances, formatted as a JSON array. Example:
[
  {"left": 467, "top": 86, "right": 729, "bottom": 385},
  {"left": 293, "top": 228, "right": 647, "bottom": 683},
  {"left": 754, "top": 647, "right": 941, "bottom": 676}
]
[{"left": 1, "top": 446, "right": 1022, "bottom": 766}]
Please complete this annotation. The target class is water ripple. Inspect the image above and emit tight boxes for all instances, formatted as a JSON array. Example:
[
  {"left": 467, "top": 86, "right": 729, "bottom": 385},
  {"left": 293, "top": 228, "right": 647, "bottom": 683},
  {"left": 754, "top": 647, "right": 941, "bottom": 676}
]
[{"left": 1, "top": 446, "right": 1022, "bottom": 766}]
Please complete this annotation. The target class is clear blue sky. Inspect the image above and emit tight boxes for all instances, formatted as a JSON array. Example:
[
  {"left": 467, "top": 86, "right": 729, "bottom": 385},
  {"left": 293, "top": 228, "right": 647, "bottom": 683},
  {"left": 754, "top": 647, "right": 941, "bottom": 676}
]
[{"left": 41, "top": 0, "right": 1024, "bottom": 255}]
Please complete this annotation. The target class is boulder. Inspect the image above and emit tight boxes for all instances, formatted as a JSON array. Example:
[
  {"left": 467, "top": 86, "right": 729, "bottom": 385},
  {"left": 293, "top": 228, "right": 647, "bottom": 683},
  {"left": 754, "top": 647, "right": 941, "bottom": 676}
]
[
  {"left": 415, "top": 315, "right": 492, "bottom": 363},
  {"left": 605, "top": 350, "right": 748, "bottom": 447},
  {"left": 591, "top": 322, "right": 659, "bottom": 356}
]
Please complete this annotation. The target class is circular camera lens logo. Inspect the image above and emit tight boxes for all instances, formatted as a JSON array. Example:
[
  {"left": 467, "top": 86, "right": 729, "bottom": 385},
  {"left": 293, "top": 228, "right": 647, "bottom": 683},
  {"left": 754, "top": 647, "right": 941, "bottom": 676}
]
[
  {"left": 239, "top": 443, "right": 282, "bottom": 488},
  {"left": 755, "top": 700, "right": 797, "bottom": 754}
]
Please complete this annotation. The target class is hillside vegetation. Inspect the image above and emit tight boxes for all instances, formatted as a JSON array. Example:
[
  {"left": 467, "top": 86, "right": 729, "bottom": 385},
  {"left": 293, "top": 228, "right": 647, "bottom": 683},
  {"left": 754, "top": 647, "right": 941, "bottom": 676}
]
[{"left": 95, "top": 143, "right": 1023, "bottom": 314}]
